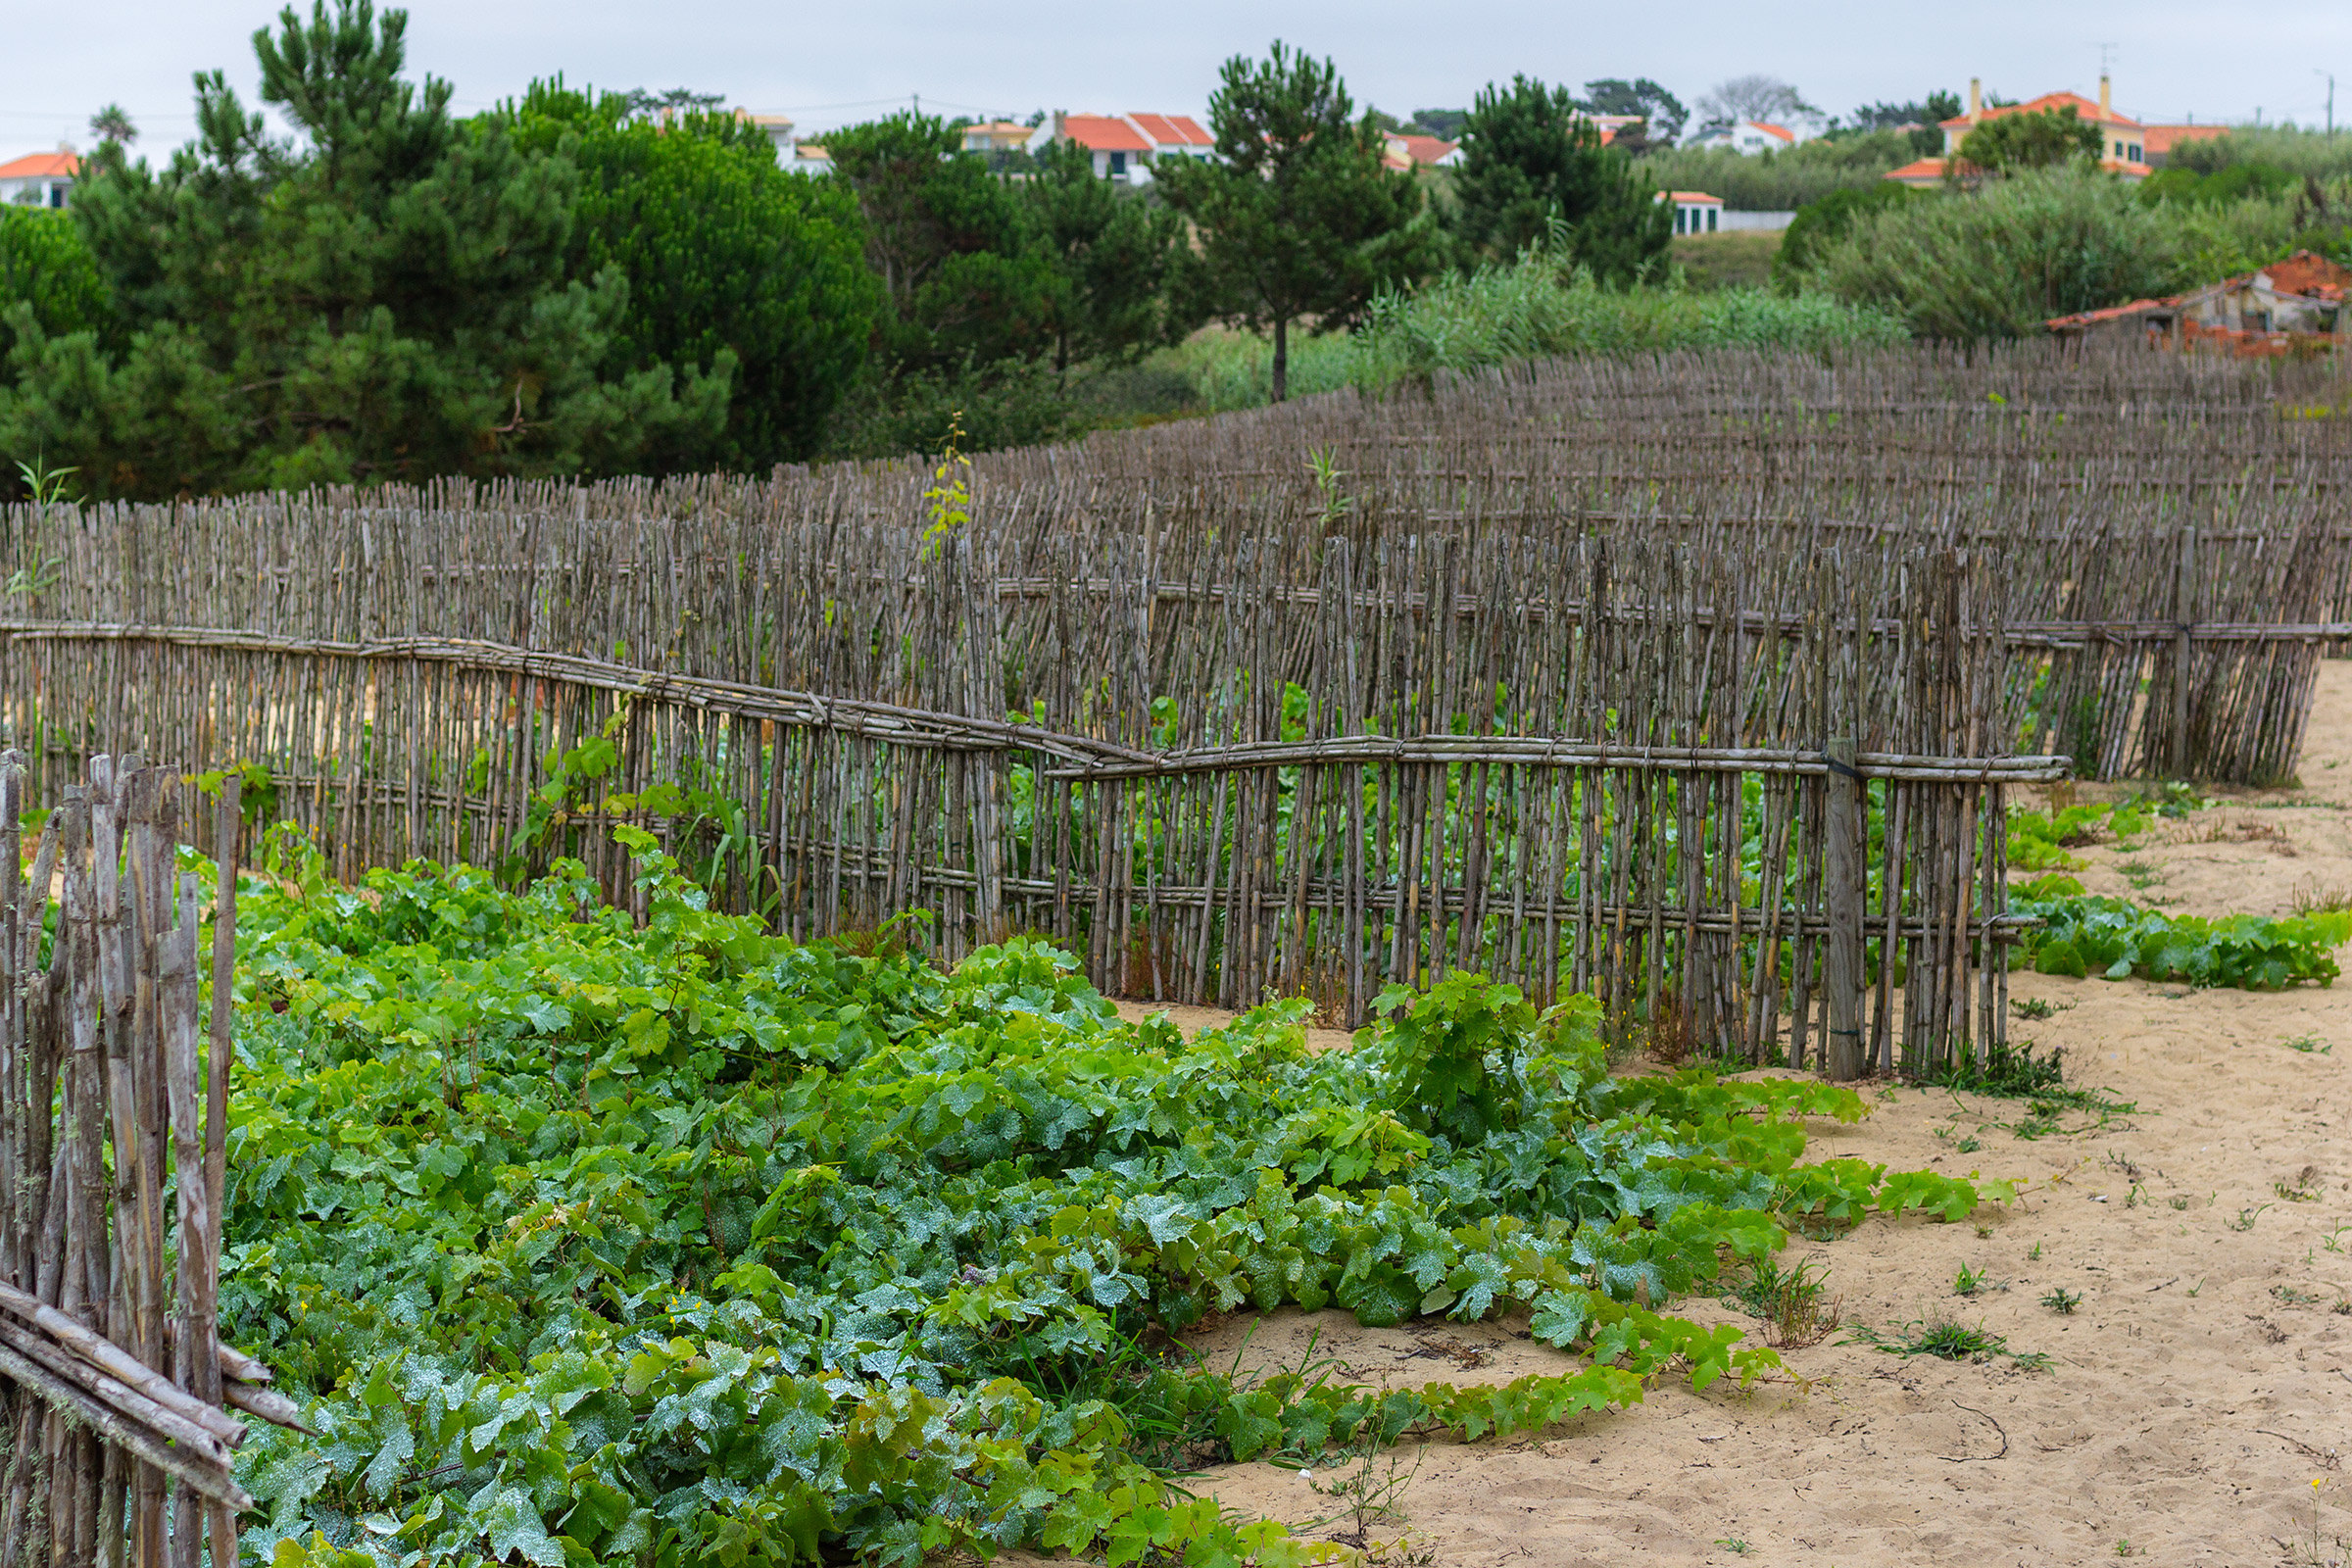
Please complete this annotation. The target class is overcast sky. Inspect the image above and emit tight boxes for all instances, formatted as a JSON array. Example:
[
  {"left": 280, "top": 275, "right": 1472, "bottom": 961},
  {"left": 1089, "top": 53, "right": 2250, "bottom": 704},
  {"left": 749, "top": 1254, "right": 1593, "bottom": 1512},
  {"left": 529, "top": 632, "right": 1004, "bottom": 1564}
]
[{"left": 9, "top": 0, "right": 2351, "bottom": 154}]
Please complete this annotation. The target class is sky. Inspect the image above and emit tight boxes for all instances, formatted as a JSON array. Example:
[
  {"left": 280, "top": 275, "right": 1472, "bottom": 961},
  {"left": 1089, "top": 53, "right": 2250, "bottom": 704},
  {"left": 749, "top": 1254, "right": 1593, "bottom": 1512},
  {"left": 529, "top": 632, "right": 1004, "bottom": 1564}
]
[{"left": 8, "top": 0, "right": 2352, "bottom": 154}]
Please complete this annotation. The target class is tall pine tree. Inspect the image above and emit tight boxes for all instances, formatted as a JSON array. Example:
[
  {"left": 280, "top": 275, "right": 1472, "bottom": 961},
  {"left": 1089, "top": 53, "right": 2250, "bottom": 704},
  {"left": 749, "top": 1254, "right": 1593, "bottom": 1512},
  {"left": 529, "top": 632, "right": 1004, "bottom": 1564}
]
[
  {"left": 1451, "top": 75, "right": 1670, "bottom": 283},
  {"left": 1155, "top": 42, "right": 1432, "bottom": 402}
]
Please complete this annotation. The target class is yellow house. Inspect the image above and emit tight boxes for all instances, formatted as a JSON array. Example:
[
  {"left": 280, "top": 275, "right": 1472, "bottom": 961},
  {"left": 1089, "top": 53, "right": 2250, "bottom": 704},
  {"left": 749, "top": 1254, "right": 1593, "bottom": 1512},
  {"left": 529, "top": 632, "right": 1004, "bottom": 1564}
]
[{"left": 1886, "top": 75, "right": 2152, "bottom": 185}]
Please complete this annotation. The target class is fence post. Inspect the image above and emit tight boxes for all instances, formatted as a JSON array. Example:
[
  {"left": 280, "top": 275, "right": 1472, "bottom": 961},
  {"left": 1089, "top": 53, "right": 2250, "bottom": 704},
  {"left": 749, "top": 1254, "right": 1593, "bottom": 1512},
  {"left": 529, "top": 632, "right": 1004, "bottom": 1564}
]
[
  {"left": 2173, "top": 521, "right": 2196, "bottom": 779},
  {"left": 1824, "top": 736, "right": 1867, "bottom": 1081}
]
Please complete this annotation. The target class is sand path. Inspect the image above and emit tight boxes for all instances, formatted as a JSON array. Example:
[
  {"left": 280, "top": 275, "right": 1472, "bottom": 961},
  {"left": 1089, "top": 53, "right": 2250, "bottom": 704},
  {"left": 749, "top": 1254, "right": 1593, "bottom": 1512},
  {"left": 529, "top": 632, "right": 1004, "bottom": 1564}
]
[{"left": 1097, "top": 662, "right": 2352, "bottom": 1567}]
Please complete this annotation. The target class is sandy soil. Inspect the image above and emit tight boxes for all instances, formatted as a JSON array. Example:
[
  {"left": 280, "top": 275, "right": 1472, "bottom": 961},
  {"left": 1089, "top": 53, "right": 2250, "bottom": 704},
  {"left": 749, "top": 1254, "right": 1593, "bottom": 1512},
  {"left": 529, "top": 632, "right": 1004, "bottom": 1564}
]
[{"left": 1100, "top": 663, "right": 2352, "bottom": 1567}]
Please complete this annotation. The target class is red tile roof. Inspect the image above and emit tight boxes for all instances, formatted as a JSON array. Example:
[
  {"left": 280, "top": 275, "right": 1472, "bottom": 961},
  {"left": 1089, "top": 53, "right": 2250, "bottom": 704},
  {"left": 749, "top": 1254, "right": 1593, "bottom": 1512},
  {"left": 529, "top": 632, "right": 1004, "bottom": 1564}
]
[
  {"left": 1059, "top": 114, "right": 1151, "bottom": 153},
  {"left": 2141, "top": 122, "right": 2228, "bottom": 156},
  {"left": 1657, "top": 190, "right": 1723, "bottom": 204},
  {"left": 1941, "top": 91, "right": 2141, "bottom": 130},
  {"left": 1885, "top": 156, "right": 1948, "bottom": 182},
  {"left": 1127, "top": 113, "right": 1211, "bottom": 147},
  {"left": 1749, "top": 122, "right": 1795, "bottom": 142},
  {"left": 2261, "top": 250, "right": 2352, "bottom": 299},
  {"left": 1389, "top": 134, "right": 1456, "bottom": 166},
  {"left": 0, "top": 152, "right": 78, "bottom": 180}
]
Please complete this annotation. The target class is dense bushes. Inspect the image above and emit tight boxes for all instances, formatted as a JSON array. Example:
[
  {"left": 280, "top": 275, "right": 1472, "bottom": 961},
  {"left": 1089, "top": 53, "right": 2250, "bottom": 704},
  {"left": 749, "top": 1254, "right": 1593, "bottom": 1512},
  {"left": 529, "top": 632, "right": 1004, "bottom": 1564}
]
[
  {"left": 1798, "top": 168, "right": 2233, "bottom": 340},
  {"left": 1632, "top": 130, "right": 1919, "bottom": 211}
]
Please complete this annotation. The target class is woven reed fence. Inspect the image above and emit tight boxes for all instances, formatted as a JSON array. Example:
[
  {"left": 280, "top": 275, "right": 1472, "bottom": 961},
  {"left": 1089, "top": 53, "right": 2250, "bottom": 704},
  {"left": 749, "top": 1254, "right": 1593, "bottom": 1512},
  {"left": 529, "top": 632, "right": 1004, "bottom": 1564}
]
[
  {"left": 0, "top": 506, "right": 2060, "bottom": 1070},
  {"left": 0, "top": 760, "right": 304, "bottom": 1568}
]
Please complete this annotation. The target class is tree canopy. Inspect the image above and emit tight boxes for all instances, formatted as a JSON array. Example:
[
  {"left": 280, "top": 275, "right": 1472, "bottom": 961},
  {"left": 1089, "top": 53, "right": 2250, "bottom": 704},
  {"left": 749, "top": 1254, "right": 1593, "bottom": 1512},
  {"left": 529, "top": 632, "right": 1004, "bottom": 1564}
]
[
  {"left": 1156, "top": 42, "right": 1431, "bottom": 402},
  {"left": 1955, "top": 106, "right": 2104, "bottom": 177},
  {"left": 502, "top": 82, "right": 879, "bottom": 468},
  {"left": 1451, "top": 74, "right": 1670, "bottom": 282},
  {"left": 1, "top": 0, "right": 727, "bottom": 498}
]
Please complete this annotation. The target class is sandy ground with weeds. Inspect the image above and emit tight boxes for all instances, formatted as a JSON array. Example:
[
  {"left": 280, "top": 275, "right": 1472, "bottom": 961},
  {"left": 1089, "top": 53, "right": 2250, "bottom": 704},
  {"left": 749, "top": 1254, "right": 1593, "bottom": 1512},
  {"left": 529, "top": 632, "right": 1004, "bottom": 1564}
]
[{"left": 1094, "top": 662, "right": 2352, "bottom": 1567}]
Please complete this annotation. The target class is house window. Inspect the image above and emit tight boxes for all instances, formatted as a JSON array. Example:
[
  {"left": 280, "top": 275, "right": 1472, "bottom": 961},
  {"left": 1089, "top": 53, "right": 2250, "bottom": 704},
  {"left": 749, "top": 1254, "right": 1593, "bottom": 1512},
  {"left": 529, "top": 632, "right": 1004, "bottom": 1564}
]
[
  {"left": 1107, "top": 151, "right": 1126, "bottom": 177},
  {"left": 1706, "top": 207, "right": 1718, "bottom": 232},
  {"left": 47, "top": 184, "right": 63, "bottom": 208}
]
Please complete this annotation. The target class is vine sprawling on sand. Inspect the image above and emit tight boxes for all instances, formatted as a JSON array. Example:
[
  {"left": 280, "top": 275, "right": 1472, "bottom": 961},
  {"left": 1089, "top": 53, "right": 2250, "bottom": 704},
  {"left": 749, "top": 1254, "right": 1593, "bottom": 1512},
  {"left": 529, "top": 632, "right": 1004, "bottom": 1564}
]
[{"left": 219, "top": 831, "right": 2002, "bottom": 1567}]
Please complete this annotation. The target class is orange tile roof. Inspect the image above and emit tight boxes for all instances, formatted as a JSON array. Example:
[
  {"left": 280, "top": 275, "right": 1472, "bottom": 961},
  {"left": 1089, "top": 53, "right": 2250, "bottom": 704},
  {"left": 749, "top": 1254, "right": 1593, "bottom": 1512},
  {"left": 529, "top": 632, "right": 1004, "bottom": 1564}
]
[
  {"left": 1749, "top": 122, "right": 1795, "bottom": 141},
  {"left": 2261, "top": 249, "right": 2352, "bottom": 298},
  {"left": 1389, "top": 134, "right": 1457, "bottom": 166},
  {"left": 1128, "top": 113, "right": 1211, "bottom": 146},
  {"left": 1059, "top": 114, "right": 1152, "bottom": 153},
  {"left": 2141, "top": 122, "right": 2227, "bottom": 156},
  {"left": 1656, "top": 190, "right": 1723, "bottom": 203},
  {"left": 1941, "top": 91, "right": 2141, "bottom": 130},
  {"left": 0, "top": 152, "right": 78, "bottom": 180},
  {"left": 1885, "top": 156, "right": 1948, "bottom": 182}
]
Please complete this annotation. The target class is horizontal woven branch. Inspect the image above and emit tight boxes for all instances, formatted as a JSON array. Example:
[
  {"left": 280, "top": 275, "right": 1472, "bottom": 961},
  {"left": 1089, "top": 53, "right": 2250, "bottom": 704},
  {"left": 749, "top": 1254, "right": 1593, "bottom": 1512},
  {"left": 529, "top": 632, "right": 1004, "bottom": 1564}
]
[
  {"left": 1045, "top": 736, "right": 2072, "bottom": 783},
  {"left": 0, "top": 620, "right": 2073, "bottom": 784}
]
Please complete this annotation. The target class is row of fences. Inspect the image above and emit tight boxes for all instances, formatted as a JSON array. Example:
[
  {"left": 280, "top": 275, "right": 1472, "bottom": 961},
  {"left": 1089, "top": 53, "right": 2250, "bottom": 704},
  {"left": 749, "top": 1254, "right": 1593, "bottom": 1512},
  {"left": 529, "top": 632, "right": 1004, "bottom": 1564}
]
[{"left": 0, "top": 341, "right": 2341, "bottom": 1068}]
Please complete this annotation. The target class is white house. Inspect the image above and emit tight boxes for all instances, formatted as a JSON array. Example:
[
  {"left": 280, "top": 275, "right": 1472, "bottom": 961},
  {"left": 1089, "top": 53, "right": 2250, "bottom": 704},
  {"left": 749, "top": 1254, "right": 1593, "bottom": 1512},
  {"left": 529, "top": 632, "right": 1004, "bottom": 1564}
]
[
  {"left": 1026, "top": 112, "right": 1213, "bottom": 182},
  {"left": 1690, "top": 120, "right": 1797, "bottom": 155},
  {"left": 0, "top": 150, "right": 77, "bottom": 208},
  {"left": 1655, "top": 189, "right": 1723, "bottom": 234},
  {"left": 742, "top": 114, "right": 797, "bottom": 161},
  {"left": 790, "top": 144, "right": 834, "bottom": 176}
]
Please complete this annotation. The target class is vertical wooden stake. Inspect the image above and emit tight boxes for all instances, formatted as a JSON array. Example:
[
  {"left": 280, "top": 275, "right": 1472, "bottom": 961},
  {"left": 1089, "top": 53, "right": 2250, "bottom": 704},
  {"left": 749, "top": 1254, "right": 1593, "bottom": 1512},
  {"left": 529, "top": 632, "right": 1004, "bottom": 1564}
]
[
  {"left": 1824, "top": 737, "right": 1866, "bottom": 1081},
  {"left": 2172, "top": 521, "right": 2196, "bottom": 779}
]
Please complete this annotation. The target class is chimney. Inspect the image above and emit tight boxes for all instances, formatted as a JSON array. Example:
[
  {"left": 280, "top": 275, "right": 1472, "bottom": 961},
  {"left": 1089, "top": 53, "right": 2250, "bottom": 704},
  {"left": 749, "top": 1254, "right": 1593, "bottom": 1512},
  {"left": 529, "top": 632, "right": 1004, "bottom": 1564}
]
[
  {"left": 2099, "top": 74, "right": 2112, "bottom": 118},
  {"left": 1968, "top": 77, "right": 1982, "bottom": 119}
]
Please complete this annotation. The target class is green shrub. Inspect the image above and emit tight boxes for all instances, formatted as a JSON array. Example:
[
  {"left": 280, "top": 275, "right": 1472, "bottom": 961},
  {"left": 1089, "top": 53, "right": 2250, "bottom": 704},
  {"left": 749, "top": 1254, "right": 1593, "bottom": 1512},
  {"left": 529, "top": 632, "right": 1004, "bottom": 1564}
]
[
  {"left": 1633, "top": 131, "right": 1920, "bottom": 211},
  {"left": 1774, "top": 182, "right": 1919, "bottom": 286},
  {"left": 0, "top": 208, "right": 108, "bottom": 365},
  {"left": 1809, "top": 168, "right": 2188, "bottom": 340}
]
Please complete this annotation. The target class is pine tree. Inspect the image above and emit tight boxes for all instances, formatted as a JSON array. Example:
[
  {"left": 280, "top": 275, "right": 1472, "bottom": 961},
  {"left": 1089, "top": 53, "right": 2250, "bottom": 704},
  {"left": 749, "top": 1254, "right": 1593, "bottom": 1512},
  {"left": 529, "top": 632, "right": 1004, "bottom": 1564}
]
[
  {"left": 1022, "top": 140, "right": 1194, "bottom": 377},
  {"left": 1155, "top": 42, "right": 1432, "bottom": 402},
  {"left": 1451, "top": 75, "right": 1670, "bottom": 282},
  {"left": 0, "top": 0, "right": 726, "bottom": 497},
  {"left": 505, "top": 83, "right": 880, "bottom": 468}
]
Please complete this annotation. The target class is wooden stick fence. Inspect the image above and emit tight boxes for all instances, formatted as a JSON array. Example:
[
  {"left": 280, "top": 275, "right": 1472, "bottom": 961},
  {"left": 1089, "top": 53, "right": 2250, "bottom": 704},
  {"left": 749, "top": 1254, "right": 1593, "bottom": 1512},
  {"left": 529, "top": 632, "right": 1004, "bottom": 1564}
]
[
  {"left": 0, "top": 758, "right": 304, "bottom": 1568},
  {"left": 0, "top": 530, "right": 2059, "bottom": 1071}
]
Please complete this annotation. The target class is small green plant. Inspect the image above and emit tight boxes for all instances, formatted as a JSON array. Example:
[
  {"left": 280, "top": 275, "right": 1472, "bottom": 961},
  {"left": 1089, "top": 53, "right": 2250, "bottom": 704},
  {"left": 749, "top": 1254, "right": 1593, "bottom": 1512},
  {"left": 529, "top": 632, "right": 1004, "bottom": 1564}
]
[
  {"left": 2113, "top": 1540, "right": 2134, "bottom": 1557},
  {"left": 2186, "top": 1277, "right": 2203, "bottom": 1298},
  {"left": 1957, "top": 1134, "right": 1984, "bottom": 1153},
  {"left": 2041, "top": 1287, "right": 2082, "bottom": 1314},
  {"left": 920, "top": 411, "right": 972, "bottom": 561},
  {"left": 1844, "top": 1311, "right": 2040, "bottom": 1366},
  {"left": 1715, "top": 1541, "right": 1752, "bottom": 1556},
  {"left": 2228, "top": 1202, "right": 2271, "bottom": 1231},
  {"left": 1298, "top": 1441, "right": 1424, "bottom": 1547},
  {"left": 1721, "top": 1254, "right": 1840, "bottom": 1348},
  {"left": 1953, "top": 1262, "right": 1986, "bottom": 1297},
  {"left": 2168, "top": 1195, "right": 2190, "bottom": 1211},
  {"left": 2028, "top": 1241, "right": 2043, "bottom": 1260},
  {"left": 2011, "top": 997, "right": 2066, "bottom": 1020},
  {"left": 1306, "top": 447, "right": 1357, "bottom": 529},
  {"left": 2116, "top": 858, "right": 2162, "bottom": 891},
  {"left": 2324, "top": 1222, "right": 2350, "bottom": 1254},
  {"left": 2282, "top": 1034, "right": 2333, "bottom": 1055},
  {"left": 2273, "top": 1284, "right": 2326, "bottom": 1305},
  {"left": 2278, "top": 1178, "right": 2322, "bottom": 1203}
]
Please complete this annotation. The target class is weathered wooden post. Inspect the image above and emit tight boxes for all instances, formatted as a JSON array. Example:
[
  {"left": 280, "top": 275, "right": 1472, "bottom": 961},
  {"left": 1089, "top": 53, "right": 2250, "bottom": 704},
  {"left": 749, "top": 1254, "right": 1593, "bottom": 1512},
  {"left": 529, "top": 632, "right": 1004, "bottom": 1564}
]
[
  {"left": 1824, "top": 736, "right": 1867, "bottom": 1081},
  {"left": 2173, "top": 521, "right": 2197, "bottom": 779}
]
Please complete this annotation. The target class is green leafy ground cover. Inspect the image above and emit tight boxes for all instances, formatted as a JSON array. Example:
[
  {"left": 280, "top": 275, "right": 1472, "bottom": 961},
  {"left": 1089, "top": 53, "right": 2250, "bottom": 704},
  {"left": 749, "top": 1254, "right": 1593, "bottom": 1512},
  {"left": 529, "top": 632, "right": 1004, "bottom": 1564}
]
[
  {"left": 2011, "top": 874, "right": 2352, "bottom": 989},
  {"left": 213, "top": 831, "right": 2003, "bottom": 1567}
]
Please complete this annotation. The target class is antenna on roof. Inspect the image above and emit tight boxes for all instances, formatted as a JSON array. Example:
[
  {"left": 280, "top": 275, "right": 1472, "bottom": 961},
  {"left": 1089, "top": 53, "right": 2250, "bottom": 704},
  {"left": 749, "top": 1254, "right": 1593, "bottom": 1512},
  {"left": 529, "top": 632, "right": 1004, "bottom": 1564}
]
[{"left": 2097, "top": 42, "right": 2117, "bottom": 76}]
